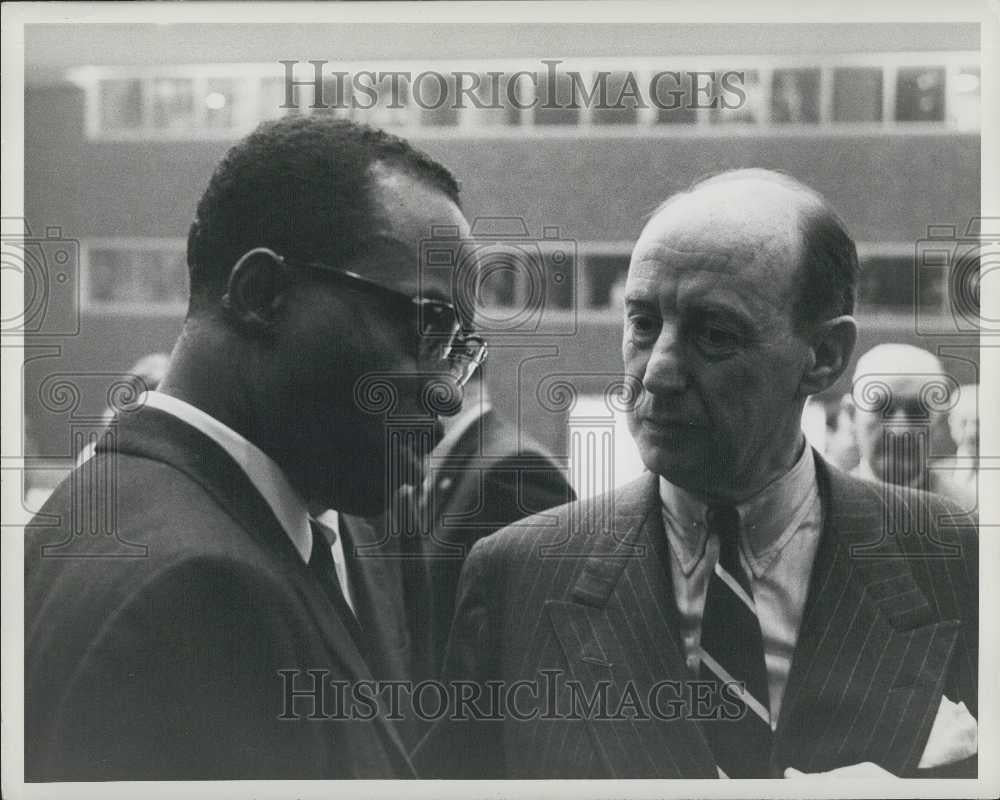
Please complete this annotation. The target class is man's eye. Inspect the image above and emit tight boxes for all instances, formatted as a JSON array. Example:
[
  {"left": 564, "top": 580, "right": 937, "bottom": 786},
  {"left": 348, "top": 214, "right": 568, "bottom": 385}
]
[
  {"left": 628, "top": 313, "right": 661, "bottom": 341},
  {"left": 696, "top": 324, "right": 740, "bottom": 352}
]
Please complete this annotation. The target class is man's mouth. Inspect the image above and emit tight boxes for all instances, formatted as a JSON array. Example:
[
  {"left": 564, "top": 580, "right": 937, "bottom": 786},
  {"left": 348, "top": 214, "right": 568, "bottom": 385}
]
[{"left": 641, "top": 417, "right": 707, "bottom": 432}]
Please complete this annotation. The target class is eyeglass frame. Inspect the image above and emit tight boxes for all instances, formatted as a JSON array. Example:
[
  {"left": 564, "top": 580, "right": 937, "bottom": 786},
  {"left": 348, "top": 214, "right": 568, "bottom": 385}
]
[{"left": 227, "top": 247, "right": 487, "bottom": 386}]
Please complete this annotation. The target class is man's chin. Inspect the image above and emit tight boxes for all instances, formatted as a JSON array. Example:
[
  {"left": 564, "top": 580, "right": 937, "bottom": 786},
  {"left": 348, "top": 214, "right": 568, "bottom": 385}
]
[{"left": 638, "top": 446, "right": 715, "bottom": 493}]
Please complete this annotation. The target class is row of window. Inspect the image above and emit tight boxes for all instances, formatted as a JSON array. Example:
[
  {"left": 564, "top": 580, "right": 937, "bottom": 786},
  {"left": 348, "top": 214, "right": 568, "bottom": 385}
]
[
  {"left": 71, "top": 54, "right": 980, "bottom": 139},
  {"left": 81, "top": 241, "right": 970, "bottom": 318}
]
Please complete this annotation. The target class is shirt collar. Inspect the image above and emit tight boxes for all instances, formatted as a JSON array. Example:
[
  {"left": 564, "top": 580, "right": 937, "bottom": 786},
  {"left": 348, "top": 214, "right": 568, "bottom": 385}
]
[
  {"left": 659, "top": 475, "right": 712, "bottom": 575},
  {"left": 141, "top": 390, "right": 313, "bottom": 563},
  {"left": 660, "top": 440, "right": 818, "bottom": 577}
]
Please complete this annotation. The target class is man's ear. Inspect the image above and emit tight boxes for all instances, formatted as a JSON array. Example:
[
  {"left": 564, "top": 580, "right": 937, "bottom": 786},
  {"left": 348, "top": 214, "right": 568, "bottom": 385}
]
[
  {"left": 221, "top": 248, "right": 289, "bottom": 333},
  {"left": 799, "top": 315, "right": 857, "bottom": 396}
]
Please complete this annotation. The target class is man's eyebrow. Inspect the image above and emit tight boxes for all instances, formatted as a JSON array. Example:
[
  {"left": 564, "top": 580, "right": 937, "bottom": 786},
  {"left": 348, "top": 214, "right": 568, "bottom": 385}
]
[
  {"left": 685, "top": 297, "right": 757, "bottom": 327},
  {"left": 624, "top": 296, "right": 659, "bottom": 311}
]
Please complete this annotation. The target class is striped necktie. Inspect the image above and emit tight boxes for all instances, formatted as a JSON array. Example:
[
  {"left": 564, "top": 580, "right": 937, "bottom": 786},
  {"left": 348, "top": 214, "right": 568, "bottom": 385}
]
[{"left": 697, "top": 505, "right": 773, "bottom": 778}]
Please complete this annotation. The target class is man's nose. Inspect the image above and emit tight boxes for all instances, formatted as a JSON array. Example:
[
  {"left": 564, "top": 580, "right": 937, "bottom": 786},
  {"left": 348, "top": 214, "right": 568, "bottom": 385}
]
[{"left": 642, "top": 323, "right": 687, "bottom": 395}]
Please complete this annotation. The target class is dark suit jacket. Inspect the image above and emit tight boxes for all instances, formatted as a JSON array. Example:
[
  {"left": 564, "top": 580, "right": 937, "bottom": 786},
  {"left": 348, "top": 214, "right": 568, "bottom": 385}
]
[
  {"left": 415, "top": 453, "right": 977, "bottom": 778},
  {"left": 411, "top": 409, "right": 575, "bottom": 682},
  {"left": 335, "top": 512, "right": 424, "bottom": 749},
  {"left": 24, "top": 406, "right": 413, "bottom": 781},
  {"left": 336, "top": 410, "right": 574, "bottom": 751}
]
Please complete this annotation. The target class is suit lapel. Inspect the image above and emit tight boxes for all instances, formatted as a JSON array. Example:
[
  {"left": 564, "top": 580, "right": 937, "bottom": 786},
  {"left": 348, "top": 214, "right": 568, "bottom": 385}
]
[
  {"left": 102, "top": 407, "right": 378, "bottom": 689},
  {"left": 546, "top": 474, "right": 716, "bottom": 778},
  {"left": 103, "top": 406, "right": 301, "bottom": 567},
  {"left": 773, "top": 455, "right": 960, "bottom": 775},
  {"left": 338, "top": 513, "right": 411, "bottom": 679}
]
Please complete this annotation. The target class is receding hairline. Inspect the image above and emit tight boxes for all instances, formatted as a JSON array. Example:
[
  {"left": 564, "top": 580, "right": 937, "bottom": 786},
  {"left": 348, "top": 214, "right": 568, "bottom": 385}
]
[
  {"left": 649, "top": 169, "right": 825, "bottom": 226},
  {"left": 637, "top": 174, "right": 813, "bottom": 280},
  {"left": 639, "top": 169, "right": 856, "bottom": 327}
]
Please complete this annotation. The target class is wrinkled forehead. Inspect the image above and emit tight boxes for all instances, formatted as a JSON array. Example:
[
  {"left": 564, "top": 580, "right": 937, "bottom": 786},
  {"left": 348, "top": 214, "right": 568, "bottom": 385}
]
[{"left": 629, "top": 180, "right": 807, "bottom": 299}]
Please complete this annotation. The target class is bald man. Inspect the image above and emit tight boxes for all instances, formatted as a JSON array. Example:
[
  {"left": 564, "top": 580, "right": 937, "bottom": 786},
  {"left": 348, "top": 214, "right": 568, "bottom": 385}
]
[
  {"left": 415, "top": 170, "right": 978, "bottom": 780},
  {"left": 949, "top": 384, "right": 979, "bottom": 495},
  {"left": 848, "top": 344, "right": 975, "bottom": 509}
]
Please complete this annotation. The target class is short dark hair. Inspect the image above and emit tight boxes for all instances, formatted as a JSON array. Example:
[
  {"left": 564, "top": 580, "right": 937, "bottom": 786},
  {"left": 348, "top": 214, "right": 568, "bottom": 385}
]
[
  {"left": 186, "top": 116, "right": 461, "bottom": 313},
  {"left": 661, "top": 168, "right": 859, "bottom": 330}
]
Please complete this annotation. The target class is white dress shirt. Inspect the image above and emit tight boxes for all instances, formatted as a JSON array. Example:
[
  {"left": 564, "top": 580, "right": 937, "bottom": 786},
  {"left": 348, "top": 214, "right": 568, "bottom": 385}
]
[
  {"left": 141, "top": 390, "right": 353, "bottom": 611},
  {"left": 659, "top": 441, "right": 822, "bottom": 726}
]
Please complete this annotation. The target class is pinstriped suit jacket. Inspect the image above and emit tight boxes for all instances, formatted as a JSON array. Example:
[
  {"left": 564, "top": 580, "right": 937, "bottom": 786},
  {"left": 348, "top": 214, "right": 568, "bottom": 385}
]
[{"left": 415, "top": 452, "right": 977, "bottom": 778}]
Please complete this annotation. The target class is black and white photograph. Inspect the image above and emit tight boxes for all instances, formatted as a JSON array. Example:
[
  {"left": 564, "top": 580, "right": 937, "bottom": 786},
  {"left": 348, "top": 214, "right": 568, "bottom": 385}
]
[{"left": 1, "top": 2, "right": 997, "bottom": 798}]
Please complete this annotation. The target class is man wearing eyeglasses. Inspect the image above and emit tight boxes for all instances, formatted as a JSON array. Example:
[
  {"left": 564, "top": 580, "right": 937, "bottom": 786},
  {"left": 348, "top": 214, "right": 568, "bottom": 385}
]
[{"left": 25, "top": 117, "right": 485, "bottom": 780}]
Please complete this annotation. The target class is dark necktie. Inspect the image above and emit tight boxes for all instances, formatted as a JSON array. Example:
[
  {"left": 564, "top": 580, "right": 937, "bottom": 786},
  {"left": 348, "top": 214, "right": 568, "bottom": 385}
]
[
  {"left": 697, "top": 505, "right": 773, "bottom": 778},
  {"left": 308, "top": 518, "right": 367, "bottom": 654}
]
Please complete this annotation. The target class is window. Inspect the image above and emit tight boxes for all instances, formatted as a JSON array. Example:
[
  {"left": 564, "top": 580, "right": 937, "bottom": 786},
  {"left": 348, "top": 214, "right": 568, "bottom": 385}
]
[
  {"left": 465, "top": 73, "right": 512, "bottom": 128},
  {"left": 545, "top": 248, "right": 575, "bottom": 310},
  {"left": 950, "top": 66, "right": 980, "bottom": 130},
  {"left": 470, "top": 239, "right": 575, "bottom": 315},
  {"left": 420, "top": 74, "right": 459, "bottom": 127},
  {"left": 204, "top": 78, "right": 238, "bottom": 129},
  {"left": 534, "top": 73, "right": 579, "bottom": 126},
  {"left": 88, "top": 248, "right": 137, "bottom": 304},
  {"left": 150, "top": 78, "right": 196, "bottom": 131},
  {"left": 832, "top": 67, "right": 883, "bottom": 122},
  {"left": 895, "top": 67, "right": 945, "bottom": 122},
  {"left": 260, "top": 75, "right": 294, "bottom": 119},
  {"left": 592, "top": 71, "right": 640, "bottom": 126},
  {"left": 85, "top": 242, "right": 187, "bottom": 310},
  {"left": 652, "top": 71, "right": 697, "bottom": 124},
  {"left": 586, "top": 253, "right": 630, "bottom": 309},
  {"left": 353, "top": 77, "right": 410, "bottom": 128},
  {"left": 476, "top": 259, "right": 518, "bottom": 308},
  {"left": 99, "top": 79, "right": 143, "bottom": 131},
  {"left": 77, "top": 53, "right": 979, "bottom": 139},
  {"left": 771, "top": 68, "right": 820, "bottom": 124},
  {"left": 856, "top": 253, "right": 950, "bottom": 311},
  {"left": 709, "top": 69, "right": 759, "bottom": 124}
]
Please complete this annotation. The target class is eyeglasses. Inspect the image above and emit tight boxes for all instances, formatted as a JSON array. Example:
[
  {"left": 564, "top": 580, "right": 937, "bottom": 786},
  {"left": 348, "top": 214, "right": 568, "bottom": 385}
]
[{"left": 233, "top": 247, "right": 487, "bottom": 387}]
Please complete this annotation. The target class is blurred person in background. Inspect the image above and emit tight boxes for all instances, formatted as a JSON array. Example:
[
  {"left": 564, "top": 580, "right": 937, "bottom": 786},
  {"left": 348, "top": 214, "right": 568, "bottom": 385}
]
[
  {"left": 408, "top": 365, "right": 575, "bottom": 682},
  {"left": 825, "top": 396, "right": 861, "bottom": 472},
  {"left": 948, "top": 383, "right": 978, "bottom": 495},
  {"left": 846, "top": 344, "right": 975, "bottom": 509},
  {"left": 25, "top": 116, "right": 485, "bottom": 780}
]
